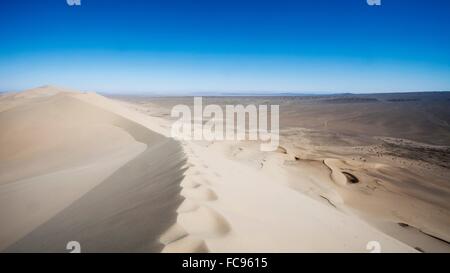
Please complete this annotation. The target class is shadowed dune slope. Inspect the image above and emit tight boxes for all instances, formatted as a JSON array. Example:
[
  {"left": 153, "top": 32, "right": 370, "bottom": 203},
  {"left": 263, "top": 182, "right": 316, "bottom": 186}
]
[
  {"left": 5, "top": 137, "right": 185, "bottom": 252},
  {"left": 0, "top": 88, "right": 186, "bottom": 252}
]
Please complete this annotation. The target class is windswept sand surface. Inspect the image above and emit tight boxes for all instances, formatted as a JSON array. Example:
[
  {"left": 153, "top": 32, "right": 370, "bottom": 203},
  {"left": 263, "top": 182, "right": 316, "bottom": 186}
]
[
  {"left": 0, "top": 86, "right": 185, "bottom": 252},
  {"left": 116, "top": 93, "right": 450, "bottom": 253},
  {"left": 1, "top": 88, "right": 449, "bottom": 252}
]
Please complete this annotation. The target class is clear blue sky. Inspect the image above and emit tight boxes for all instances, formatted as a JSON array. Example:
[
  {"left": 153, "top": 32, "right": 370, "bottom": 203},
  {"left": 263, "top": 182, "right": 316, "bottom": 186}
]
[{"left": 0, "top": 0, "right": 449, "bottom": 94}]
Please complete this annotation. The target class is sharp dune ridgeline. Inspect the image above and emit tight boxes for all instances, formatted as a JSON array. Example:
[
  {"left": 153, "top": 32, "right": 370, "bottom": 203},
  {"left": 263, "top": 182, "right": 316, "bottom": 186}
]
[
  {"left": 0, "top": 86, "right": 449, "bottom": 252},
  {"left": 0, "top": 86, "right": 185, "bottom": 252}
]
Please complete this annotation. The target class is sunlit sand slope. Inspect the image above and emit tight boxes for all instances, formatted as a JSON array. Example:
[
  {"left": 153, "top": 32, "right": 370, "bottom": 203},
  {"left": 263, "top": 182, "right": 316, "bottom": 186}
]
[{"left": 0, "top": 86, "right": 185, "bottom": 252}]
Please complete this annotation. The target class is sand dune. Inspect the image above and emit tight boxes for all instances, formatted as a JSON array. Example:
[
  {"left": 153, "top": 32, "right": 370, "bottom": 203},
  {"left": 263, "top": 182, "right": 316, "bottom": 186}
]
[
  {"left": 1, "top": 87, "right": 448, "bottom": 252},
  {"left": 117, "top": 94, "right": 449, "bottom": 253},
  {"left": 0, "top": 86, "right": 185, "bottom": 252},
  {"left": 157, "top": 139, "right": 415, "bottom": 252}
]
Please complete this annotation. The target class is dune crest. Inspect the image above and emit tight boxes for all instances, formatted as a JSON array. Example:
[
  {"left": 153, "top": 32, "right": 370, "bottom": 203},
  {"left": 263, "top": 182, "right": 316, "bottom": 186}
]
[
  {"left": 0, "top": 86, "right": 185, "bottom": 252},
  {"left": 118, "top": 95, "right": 450, "bottom": 253},
  {"left": 2, "top": 88, "right": 449, "bottom": 253}
]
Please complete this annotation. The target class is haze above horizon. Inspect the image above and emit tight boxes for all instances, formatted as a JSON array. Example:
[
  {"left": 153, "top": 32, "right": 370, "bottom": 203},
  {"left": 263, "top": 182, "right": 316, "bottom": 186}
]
[{"left": 0, "top": 0, "right": 449, "bottom": 94}]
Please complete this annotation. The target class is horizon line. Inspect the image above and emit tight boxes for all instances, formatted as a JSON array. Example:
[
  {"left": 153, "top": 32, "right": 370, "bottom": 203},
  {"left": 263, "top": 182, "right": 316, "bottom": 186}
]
[{"left": 1, "top": 85, "right": 450, "bottom": 97}]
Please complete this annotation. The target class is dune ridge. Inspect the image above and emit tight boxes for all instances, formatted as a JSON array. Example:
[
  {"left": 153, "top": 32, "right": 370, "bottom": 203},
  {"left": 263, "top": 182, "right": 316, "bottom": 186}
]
[
  {"left": 0, "top": 86, "right": 186, "bottom": 252},
  {"left": 117, "top": 95, "right": 449, "bottom": 253},
  {"left": 1, "top": 87, "right": 448, "bottom": 252}
]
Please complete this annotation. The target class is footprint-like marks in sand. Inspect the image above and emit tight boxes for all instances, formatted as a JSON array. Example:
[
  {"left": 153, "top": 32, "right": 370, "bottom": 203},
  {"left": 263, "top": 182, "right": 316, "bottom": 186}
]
[
  {"left": 181, "top": 179, "right": 201, "bottom": 189},
  {"left": 183, "top": 158, "right": 217, "bottom": 185},
  {"left": 162, "top": 234, "right": 209, "bottom": 253},
  {"left": 177, "top": 199, "right": 200, "bottom": 213},
  {"left": 159, "top": 223, "right": 209, "bottom": 253},
  {"left": 181, "top": 186, "right": 218, "bottom": 201},
  {"left": 160, "top": 161, "right": 230, "bottom": 252},
  {"left": 159, "top": 223, "right": 188, "bottom": 245},
  {"left": 178, "top": 206, "right": 230, "bottom": 237}
]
